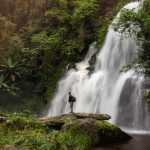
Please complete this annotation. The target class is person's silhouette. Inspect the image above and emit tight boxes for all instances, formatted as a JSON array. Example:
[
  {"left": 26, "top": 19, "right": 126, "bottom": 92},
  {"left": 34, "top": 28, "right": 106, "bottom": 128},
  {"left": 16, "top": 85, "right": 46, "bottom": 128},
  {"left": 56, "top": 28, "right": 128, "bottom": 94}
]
[{"left": 68, "top": 92, "right": 76, "bottom": 113}]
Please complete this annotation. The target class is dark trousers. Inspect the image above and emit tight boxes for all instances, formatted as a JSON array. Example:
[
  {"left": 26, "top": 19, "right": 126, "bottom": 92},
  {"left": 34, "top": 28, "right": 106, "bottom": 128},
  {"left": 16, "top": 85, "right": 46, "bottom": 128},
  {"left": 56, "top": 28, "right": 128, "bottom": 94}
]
[{"left": 69, "top": 102, "right": 74, "bottom": 113}]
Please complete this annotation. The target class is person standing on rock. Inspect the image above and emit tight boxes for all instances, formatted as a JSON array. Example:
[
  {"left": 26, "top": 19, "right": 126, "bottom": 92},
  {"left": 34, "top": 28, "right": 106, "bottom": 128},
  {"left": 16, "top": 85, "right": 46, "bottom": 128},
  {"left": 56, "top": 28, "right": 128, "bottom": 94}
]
[{"left": 68, "top": 92, "right": 76, "bottom": 113}]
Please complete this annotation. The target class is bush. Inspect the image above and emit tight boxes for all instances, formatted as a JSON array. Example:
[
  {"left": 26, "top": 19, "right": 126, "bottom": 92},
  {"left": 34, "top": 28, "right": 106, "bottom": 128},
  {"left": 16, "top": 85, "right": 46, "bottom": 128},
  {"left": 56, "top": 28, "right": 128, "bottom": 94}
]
[{"left": 59, "top": 131, "right": 92, "bottom": 150}]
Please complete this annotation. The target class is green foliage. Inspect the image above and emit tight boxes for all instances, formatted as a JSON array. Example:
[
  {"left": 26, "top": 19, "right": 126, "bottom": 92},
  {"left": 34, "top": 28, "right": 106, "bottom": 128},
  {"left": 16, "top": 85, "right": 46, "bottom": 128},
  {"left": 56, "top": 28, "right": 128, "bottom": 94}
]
[
  {"left": 6, "top": 111, "right": 38, "bottom": 129},
  {"left": 72, "top": 0, "right": 99, "bottom": 22},
  {"left": 96, "top": 120, "right": 119, "bottom": 130},
  {"left": 0, "top": 58, "right": 20, "bottom": 82},
  {"left": 10, "top": 0, "right": 100, "bottom": 101},
  {"left": 113, "top": 0, "right": 150, "bottom": 76},
  {"left": 0, "top": 107, "right": 6, "bottom": 116},
  {"left": 0, "top": 111, "right": 57, "bottom": 149},
  {"left": 0, "top": 58, "right": 20, "bottom": 93},
  {"left": 97, "top": 17, "right": 111, "bottom": 47},
  {"left": 0, "top": 17, "right": 16, "bottom": 42},
  {"left": 14, "top": 133, "right": 58, "bottom": 150},
  {"left": 15, "top": 48, "right": 39, "bottom": 77},
  {"left": 0, "top": 112, "right": 93, "bottom": 150},
  {"left": 0, "top": 74, "right": 19, "bottom": 93},
  {"left": 0, "top": 75, "right": 9, "bottom": 91},
  {"left": 59, "top": 131, "right": 92, "bottom": 150},
  {"left": 3, "top": 97, "right": 46, "bottom": 115},
  {"left": 9, "top": 35, "right": 24, "bottom": 55},
  {"left": 144, "top": 90, "right": 150, "bottom": 103},
  {"left": 0, "top": 0, "right": 130, "bottom": 105}
]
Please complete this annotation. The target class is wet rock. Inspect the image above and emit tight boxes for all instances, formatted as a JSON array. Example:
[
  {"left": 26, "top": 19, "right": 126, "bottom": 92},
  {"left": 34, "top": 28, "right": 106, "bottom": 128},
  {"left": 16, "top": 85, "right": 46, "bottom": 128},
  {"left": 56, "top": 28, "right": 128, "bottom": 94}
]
[
  {"left": 2, "top": 145, "right": 26, "bottom": 150},
  {"left": 66, "top": 63, "right": 76, "bottom": 71},
  {"left": 0, "top": 116, "right": 7, "bottom": 123},
  {"left": 86, "top": 65, "right": 95, "bottom": 71},
  {"left": 46, "top": 120, "right": 65, "bottom": 130},
  {"left": 96, "top": 120, "right": 132, "bottom": 144},
  {"left": 74, "top": 113, "right": 111, "bottom": 120},
  {"left": 141, "top": 78, "right": 150, "bottom": 89},
  {"left": 41, "top": 113, "right": 77, "bottom": 130}
]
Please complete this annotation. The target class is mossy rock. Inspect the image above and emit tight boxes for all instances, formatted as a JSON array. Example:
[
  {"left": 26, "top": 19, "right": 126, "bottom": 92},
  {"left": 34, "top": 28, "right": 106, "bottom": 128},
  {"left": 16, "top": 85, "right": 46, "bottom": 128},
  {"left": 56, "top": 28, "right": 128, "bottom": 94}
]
[
  {"left": 62, "top": 118, "right": 99, "bottom": 147},
  {"left": 96, "top": 120, "right": 132, "bottom": 144},
  {"left": 0, "top": 113, "right": 132, "bottom": 150},
  {"left": 41, "top": 113, "right": 78, "bottom": 130},
  {"left": 59, "top": 117, "right": 131, "bottom": 148}
]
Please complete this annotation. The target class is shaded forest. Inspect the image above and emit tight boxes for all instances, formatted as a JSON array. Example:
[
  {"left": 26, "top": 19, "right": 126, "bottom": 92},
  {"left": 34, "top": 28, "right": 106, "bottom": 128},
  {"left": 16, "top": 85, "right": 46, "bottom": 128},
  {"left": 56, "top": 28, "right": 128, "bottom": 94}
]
[{"left": 0, "top": 0, "right": 139, "bottom": 113}]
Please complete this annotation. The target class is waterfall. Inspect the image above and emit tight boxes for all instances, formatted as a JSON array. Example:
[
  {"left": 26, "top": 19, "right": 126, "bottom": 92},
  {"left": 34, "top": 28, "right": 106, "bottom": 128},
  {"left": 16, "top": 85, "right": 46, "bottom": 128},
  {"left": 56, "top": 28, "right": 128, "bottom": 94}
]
[{"left": 47, "top": 1, "right": 150, "bottom": 131}]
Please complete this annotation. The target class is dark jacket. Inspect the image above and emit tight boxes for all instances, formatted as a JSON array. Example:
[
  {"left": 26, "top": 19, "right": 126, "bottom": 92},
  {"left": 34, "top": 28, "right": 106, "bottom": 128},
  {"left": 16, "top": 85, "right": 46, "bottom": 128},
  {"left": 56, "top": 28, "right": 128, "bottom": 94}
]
[{"left": 68, "top": 95, "right": 76, "bottom": 102}]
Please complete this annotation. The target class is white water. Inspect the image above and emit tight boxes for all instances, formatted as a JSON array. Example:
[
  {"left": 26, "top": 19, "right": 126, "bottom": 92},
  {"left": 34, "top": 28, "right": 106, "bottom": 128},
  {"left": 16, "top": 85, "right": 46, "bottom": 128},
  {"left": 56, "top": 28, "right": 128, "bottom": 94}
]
[{"left": 47, "top": 1, "right": 150, "bottom": 131}]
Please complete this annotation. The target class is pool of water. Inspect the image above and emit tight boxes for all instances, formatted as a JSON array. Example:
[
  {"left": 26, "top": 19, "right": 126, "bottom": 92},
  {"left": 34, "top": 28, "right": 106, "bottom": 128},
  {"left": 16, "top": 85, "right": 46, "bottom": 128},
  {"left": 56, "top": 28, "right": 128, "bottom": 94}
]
[{"left": 94, "top": 134, "right": 150, "bottom": 150}]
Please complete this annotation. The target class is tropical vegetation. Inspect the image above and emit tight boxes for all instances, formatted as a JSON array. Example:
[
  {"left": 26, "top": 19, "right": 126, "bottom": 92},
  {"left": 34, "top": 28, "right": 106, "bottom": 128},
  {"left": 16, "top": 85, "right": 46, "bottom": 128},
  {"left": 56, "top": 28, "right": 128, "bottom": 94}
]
[
  {"left": 113, "top": 0, "right": 150, "bottom": 103},
  {"left": 0, "top": 0, "right": 132, "bottom": 112}
]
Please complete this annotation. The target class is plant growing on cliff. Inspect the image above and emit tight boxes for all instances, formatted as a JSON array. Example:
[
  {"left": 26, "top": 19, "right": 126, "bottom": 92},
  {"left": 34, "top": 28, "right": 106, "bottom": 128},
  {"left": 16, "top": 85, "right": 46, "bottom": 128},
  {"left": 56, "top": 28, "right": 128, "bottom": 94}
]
[
  {"left": 144, "top": 90, "right": 150, "bottom": 103},
  {"left": 112, "top": 0, "right": 150, "bottom": 76},
  {"left": 0, "top": 58, "right": 20, "bottom": 82},
  {"left": 0, "top": 75, "right": 9, "bottom": 91}
]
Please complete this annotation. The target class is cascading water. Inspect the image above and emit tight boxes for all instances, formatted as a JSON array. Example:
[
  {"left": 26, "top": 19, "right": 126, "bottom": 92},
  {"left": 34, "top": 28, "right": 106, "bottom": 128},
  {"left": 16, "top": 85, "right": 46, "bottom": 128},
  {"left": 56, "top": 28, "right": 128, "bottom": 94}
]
[{"left": 47, "top": 1, "right": 150, "bottom": 131}]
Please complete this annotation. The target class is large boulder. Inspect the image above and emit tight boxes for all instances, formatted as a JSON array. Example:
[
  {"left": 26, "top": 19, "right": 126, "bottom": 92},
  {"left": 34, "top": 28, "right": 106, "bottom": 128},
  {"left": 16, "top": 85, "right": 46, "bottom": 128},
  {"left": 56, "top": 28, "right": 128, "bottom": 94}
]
[
  {"left": 62, "top": 118, "right": 100, "bottom": 146},
  {"left": 96, "top": 120, "right": 131, "bottom": 144},
  {"left": 0, "top": 113, "right": 132, "bottom": 150},
  {"left": 41, "top": 113, "right": 131, "bottom": 148}
]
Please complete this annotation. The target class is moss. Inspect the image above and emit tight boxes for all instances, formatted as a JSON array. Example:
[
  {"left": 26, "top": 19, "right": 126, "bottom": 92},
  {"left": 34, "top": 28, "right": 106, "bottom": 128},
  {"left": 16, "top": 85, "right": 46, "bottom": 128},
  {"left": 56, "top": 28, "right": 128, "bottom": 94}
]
[
  {"left": 96, "top": 120, "right": 119, "bottom": 130},
  {"left": 0, "top": 107, "right": 6, "bottom": 116},
  {"left": 96, "top": 120, "right": 131, "bottom": 144},
  {"left": 0, "top": 113, "right": 92, "bottom": 150},
  {"left": 0, "top": 112, "right": 59, "bottom": 150},
  {"left": 58, "top": 130, "right": 92, "bottom": 150},
  {"left": 0, "top": 128, "right": 59, "bottom": 150},
  {"left": 0, "top": 112, "right": 131, "bottom": 149},
  {"left": 47, "top": 113, "right": 77, "bottom": 124}
]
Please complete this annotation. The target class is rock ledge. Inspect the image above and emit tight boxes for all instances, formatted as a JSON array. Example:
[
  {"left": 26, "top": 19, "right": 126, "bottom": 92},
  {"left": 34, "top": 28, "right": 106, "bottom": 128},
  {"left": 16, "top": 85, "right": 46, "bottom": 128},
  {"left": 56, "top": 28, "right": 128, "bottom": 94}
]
[{"left": 41, "top": 113, "right": 132, "bottom": 147}]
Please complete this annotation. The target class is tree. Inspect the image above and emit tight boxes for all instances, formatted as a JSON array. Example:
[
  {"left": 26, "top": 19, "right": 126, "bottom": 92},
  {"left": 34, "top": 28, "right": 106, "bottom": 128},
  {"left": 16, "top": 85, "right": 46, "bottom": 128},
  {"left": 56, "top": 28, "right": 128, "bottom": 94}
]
[
  {"left": 113, "top": 0, "right": 150, "bottom": 76},
  {"left": 0, "top": 58, "right": 20, "bottom": 82}
]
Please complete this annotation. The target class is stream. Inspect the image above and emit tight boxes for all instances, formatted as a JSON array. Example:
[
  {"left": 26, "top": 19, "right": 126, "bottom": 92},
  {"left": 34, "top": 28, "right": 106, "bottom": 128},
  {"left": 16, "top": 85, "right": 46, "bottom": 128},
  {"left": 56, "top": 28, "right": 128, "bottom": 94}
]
[{"left": 95, "top": 134, "right": 150, "bottom": 150}]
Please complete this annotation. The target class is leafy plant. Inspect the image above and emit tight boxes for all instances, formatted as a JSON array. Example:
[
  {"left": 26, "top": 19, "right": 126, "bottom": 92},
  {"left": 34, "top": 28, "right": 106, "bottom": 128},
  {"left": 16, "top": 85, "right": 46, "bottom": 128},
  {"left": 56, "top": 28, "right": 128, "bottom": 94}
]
[
  {"left": 0, "top": 58, "right": 20, "bottom": 82},
  {"left": 144, "top": 90, "right": 150, "bottom": 103},
  {"left": 0, "top": 75, "right": 9, "bottom": 91},
  {"left": 58, "top": 131, "right": 92, "bottom": 150},
  {"left": 112, "top": 0, "right": 150, "bottom": 76}
]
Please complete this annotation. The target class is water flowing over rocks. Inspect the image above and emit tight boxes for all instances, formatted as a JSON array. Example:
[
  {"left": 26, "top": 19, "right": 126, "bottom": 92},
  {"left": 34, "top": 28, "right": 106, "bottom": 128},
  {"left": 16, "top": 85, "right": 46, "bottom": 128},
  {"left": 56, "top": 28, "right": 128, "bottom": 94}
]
[{"left": 47, "top": 1, "right": 150, "bottom": 133}]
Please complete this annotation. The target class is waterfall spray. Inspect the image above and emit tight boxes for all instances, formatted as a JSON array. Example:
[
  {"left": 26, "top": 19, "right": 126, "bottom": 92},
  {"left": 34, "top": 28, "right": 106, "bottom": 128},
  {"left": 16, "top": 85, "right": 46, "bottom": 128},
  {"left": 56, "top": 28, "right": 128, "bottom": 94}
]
[{"left": 47, "top": 1, "right": 150, "bottom": 131}]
